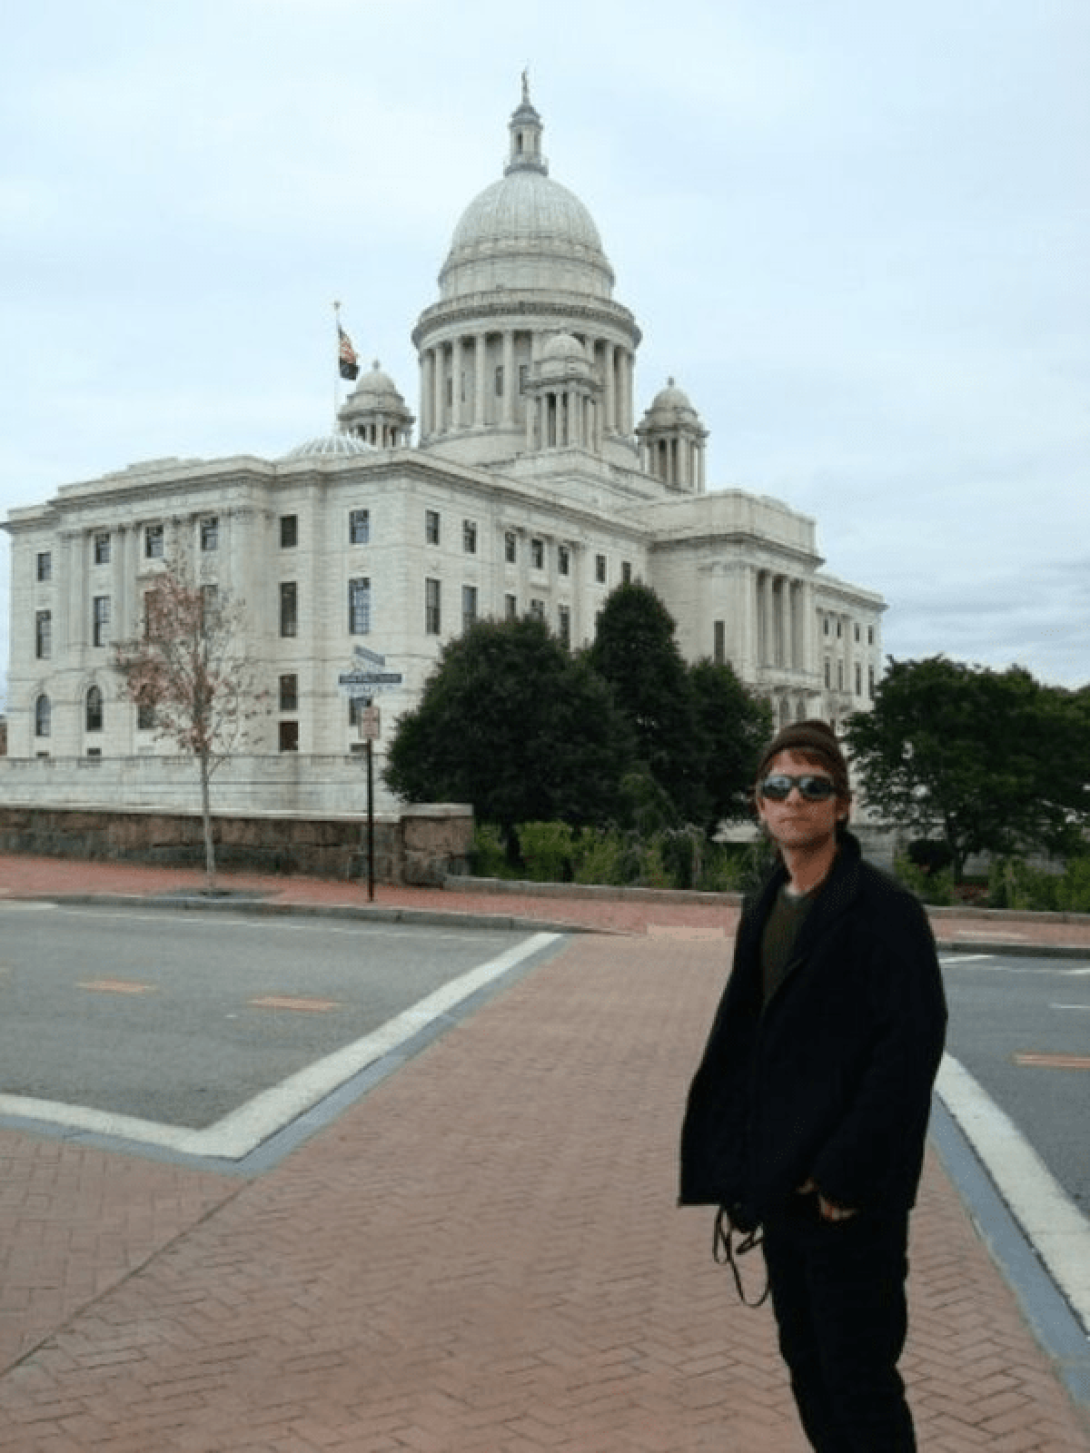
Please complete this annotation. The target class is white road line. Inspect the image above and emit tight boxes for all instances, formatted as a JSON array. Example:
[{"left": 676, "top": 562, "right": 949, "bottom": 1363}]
[
  {"left": 0, "top": 932, "right": 561, "bottom": 1161},
  {"left": 936, "top": 1054, "right": 1090, "bottom": 1334},
  {"left": 1050, "top": 1003, "right": 1090, "bottom": 1011}
]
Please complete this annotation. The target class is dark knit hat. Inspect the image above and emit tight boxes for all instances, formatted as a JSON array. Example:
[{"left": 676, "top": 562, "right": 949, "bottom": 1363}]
[{"left": 754, "top": 719, "right": 851, "bottom": 800}]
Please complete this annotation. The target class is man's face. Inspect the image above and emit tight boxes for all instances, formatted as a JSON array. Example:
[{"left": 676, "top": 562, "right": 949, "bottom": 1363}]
[{"left": 756, "top": 749, "right": 846, "bottom": 855}]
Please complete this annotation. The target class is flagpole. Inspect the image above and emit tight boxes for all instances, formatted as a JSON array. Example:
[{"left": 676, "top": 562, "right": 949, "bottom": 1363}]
[{"left": 333, "top": 299, "right": 342, "bottom": 428}]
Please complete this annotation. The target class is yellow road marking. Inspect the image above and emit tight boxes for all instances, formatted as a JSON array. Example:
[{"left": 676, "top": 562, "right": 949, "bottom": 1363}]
[
  {"left": 78, "top": 979, "right": 157, "bottom": 995},
  {"left": 1014, "top": 1052, "right": 1090, "bottom": 1071},
  {"left": 249, "top": 995, "right": 341, "bottom": 1013}
]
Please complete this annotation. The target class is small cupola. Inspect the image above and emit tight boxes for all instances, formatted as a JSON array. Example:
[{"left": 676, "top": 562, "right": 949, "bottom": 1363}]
[
  {"left": 636, "top": 378, "right": 708, "bottom": 492},
  {"left": 505, "top": 71, "right": 548, "bottom": 176}
]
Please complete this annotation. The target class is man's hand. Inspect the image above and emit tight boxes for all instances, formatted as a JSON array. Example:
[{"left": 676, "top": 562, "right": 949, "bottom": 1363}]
[{"left": 797, "top": 1178, "right": 859, "bottom": 1222}]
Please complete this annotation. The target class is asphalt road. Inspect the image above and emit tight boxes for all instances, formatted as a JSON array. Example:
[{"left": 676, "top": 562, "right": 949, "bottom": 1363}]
[
  {"left": 942, "top": 950, "right": 1090, "bottom": 1215},
  {"left": 0, "top": 901, "right": 539, "bottom": 1130}
]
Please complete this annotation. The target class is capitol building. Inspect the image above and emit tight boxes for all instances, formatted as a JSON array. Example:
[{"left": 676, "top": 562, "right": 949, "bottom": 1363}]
[{"left": 3, "top": 82, "right": 884, "bottom": 813}]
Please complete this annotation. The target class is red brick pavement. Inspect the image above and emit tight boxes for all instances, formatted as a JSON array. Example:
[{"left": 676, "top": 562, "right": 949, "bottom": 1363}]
[{"left": 0, "top": 856, "right": 1087, "bottom": 1450}]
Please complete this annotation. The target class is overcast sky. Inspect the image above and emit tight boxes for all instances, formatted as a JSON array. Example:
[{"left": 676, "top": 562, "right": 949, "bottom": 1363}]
[{"left": 2, "top": 0, "right": 1087, "bottom": 691}]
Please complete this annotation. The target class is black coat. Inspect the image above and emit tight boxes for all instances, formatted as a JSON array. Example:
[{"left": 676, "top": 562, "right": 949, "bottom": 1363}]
[{"left": 679, "top": 832, "right": 947, "bottom": 1226}]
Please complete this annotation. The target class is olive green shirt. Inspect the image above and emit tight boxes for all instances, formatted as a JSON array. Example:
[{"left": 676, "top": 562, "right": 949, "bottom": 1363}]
[{"left": 760, "top": 883, "right": 816, "bottom": 1007}]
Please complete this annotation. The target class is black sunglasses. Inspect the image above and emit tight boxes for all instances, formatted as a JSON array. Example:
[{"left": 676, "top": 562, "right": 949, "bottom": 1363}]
[{"left": 759, "top": 773, "right": 838, "bottom": 802}]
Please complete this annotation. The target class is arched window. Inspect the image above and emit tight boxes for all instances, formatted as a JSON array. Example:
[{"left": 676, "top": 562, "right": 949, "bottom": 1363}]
[
  {"left": 34, "top": 695, "right": 51, "bottom": 737},
  {"left": 85, "top": 685, "right": 104, "bottom": 732}
]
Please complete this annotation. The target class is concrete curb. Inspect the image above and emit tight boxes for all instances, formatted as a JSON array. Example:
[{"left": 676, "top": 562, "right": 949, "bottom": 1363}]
[{"left": 27, "top": 892, "right": 608, "bottom": 938}]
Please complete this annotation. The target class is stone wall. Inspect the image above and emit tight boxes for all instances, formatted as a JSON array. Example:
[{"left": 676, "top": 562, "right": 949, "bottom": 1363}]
[{"left": 0, "top": 802, "right": 473, "bottom": 887}]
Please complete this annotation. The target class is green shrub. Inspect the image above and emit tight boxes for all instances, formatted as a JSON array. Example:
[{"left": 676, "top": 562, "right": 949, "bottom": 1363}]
[
  {"left": 906, "top": 838, "right": 955, "bottom": 875},
  {"left": 516, "top": 821, "right": 575, "bottom": 883},
  {"left": 572, "top": 827, "right": 633, "bottom": 886},
  {"left": 694, "top": 841, "right": 746, "bottom": 893},
  {"left": 987, "top": 857, "right": 1057, "bottom": 911},
  {"left": 470, "top": 822, "right": 518, "bottom": 879},
  {"left": 1054, "top": 857, "right": 1090, "bottom": 913},
  {"left": 895, "top": 853, "right": 955, "bottom": 906}
]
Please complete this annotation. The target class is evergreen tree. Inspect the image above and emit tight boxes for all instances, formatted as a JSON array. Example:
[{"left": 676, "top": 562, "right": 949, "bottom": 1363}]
[
  {"left": 586, "top": 582, "right": 710, "bottom": 825},
  {"left": 689, "top": 659, "right": 774, "bottom": 832},
  {"left": 384, "top": 616, "right": 634, "bottom": 844}
]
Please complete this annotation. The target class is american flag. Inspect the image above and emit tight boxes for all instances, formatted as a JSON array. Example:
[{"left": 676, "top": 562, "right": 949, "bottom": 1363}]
[{"left": 338, "top": 324, "right": 360, "bottom": 381}]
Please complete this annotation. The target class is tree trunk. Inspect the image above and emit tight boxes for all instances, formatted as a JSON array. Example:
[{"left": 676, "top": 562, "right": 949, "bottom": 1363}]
[{"left": 199, "top": 750, "right": 217, "bottom": 892}]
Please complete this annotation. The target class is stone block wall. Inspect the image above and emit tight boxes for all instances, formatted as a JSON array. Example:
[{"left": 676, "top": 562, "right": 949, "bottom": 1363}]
[{"left": 0, "top": 803, "right": 473, "bottom": 886}]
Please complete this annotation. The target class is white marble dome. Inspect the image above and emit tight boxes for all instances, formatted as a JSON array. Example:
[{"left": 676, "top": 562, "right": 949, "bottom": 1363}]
[{"left": 438, "top": 96, "right": 615, "bottom": 302}]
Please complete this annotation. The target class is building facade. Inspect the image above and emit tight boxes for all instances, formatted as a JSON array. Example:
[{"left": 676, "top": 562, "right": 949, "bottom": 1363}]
[{"left": 3, "top": 83, "right": 884, "bottom": 805}]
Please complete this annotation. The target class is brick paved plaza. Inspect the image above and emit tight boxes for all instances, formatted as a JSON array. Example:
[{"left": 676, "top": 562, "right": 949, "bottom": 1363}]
[{"left": 0, "top": 856, "right": 1088, "bottom": 1451}]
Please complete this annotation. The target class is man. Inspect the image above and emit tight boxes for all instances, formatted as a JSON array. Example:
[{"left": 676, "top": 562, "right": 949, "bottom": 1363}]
[{"left": 679, "top": 720, "right": 947, "bottom": 1452}]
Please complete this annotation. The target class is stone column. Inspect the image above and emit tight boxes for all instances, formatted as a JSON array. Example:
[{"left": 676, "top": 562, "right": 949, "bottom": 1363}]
[
  {"left": 420, "top": 352, "right": 431, "bottom": 436},
  {"left": 502, "top": 331, "right": 516, "bottom": 425},
  {"left": 432, "top": 346, "right": 445, "bottom": 436},
  {"left": 759, "top": 571, "right": 773, "bottom": 666},
  {"left": 474, "top": 332, "right": 487, "bottom": 426},
  {"left": 450, "top": 336, "right": 463, "bottom": 429},
  {"left": 604, "top": 342, "right": 617, "bottom": 432}
]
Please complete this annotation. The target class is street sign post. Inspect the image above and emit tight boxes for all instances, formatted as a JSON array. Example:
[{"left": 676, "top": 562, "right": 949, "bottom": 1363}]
[
  {"left": 336, "top": 655, "right": 402, "bottom": 902},
  {"left": 337, "top": 670, "right": 403, "bottom": 695}
]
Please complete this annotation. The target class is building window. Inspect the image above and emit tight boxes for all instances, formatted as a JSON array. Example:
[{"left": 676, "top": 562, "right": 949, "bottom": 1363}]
[
  {"left": 518, "top": 363, "right": 529, "bottom": 394},
  {"left": 279, "top": 673, "right": 298, "bottom": 712},
  {"left": 529, "top": 598, "right": 545, "bottom": 622},
  {"left": 200, "top": 584, "right": 219, "bottom": 622},
  {"left": 278, "top": 720, "right": 299, "bottom": 753},
  {"left": 494, "top": 365, "right": 504, "bottom": 396},
  {"left": 868, "top": 626, "right": 875, "bottom": 645},
  {"left": 280, "top": 514, "right": 298, "bottom": 549},
  {"left": 504, "top": 531, "right": 517, "bottom": 563},
  {"left": 558, "top": 544, "right": 570, "bottom": 576},
  {"left": 836, "top": 620, "right": 843, "bottom": 638},
  {"left": 94, "top": 532, "right": 111, "bottom": 565},
  {"left": 558, "top": 605, "right": 571, "bottom": 647},
  {"left": 348, "top": 577, "right": 371, "bottom": 635},
  {"left": 349, "top": 508, "right": 370, "bottom": 544},
  {"left": 34, "top": 695, "right": 51, "bottom": 737},
  {"left": 713, "top": 620, "right": 725, "bottom": 664},
  {"left": 823, "top": 616, "right": 830, "bottom": 637},
  {"left": 824, "top": 659, "right": 831, "bottom": 688},
  {"left": 85, "top": 685, "right": 104, "bottom": 733},
  {"left": 463, "top": 520, "right": 477, "bottom": 554},
  {"left": 595, "top": 553, "right": 607, "bottom": 584},
  {"left": 854, "top": 623, "right": 861, "bottom": 642},
  {"left": 837, "top": 661, "right": 844, "bottom": 690},
  {"left": 279, "top": 582, "right": 298, "bottom": 638},
  {"left": 145, "top": 524, "right": 164, "bottom": 559},
  {"left": 855, "top": 662, "right": 863, "bottom": 696},
  {"left": 531, "top": 538, "right": 545, "bottom": 570},
  {"left": 869, "top": 666, "right": 876, "bottom": 699},
  {"left": 200, "top": 516, "right": 219, "bottom": 552},
  {"left": 36, "top": 551, "right": 52, "bottom": 582},
  {"left": 621, "top": 561, "right": 632, "bottom": 584},
  {"left": 137, "top": 702, "right": 156, "bottom": 730},
  {"left": 92, "top": 595, "right": 111, "bottom": 647},
  {"left": 35, "top": 610, "right": 51, "bottom": 660},
  {"left": 462, "top": 585, "right": 478, "bottom": 631},
  {"left": 425, "top": 509, "right": 440, "bottom": 545},
  {"left": 425, "top": 578, "right": 441, "bottom": 634},
  {"left": 504, "top": 593, "right": 517, "bottom": 620}
]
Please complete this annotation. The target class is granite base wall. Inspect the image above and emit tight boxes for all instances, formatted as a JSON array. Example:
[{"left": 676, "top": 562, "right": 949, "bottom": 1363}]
[{"left": 0, "top": 803, "right": 473, "bottom": 887}]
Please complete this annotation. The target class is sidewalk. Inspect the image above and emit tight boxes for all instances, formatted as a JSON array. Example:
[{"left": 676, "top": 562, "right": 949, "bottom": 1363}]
[{"left": 0, "top": 854, "right": 1088, "bottom": 1451}]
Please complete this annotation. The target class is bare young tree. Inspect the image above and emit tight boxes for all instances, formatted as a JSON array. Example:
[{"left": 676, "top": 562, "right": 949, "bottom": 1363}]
[{"left": 112, "top": 554, "right": 269, "bottom": 891}]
